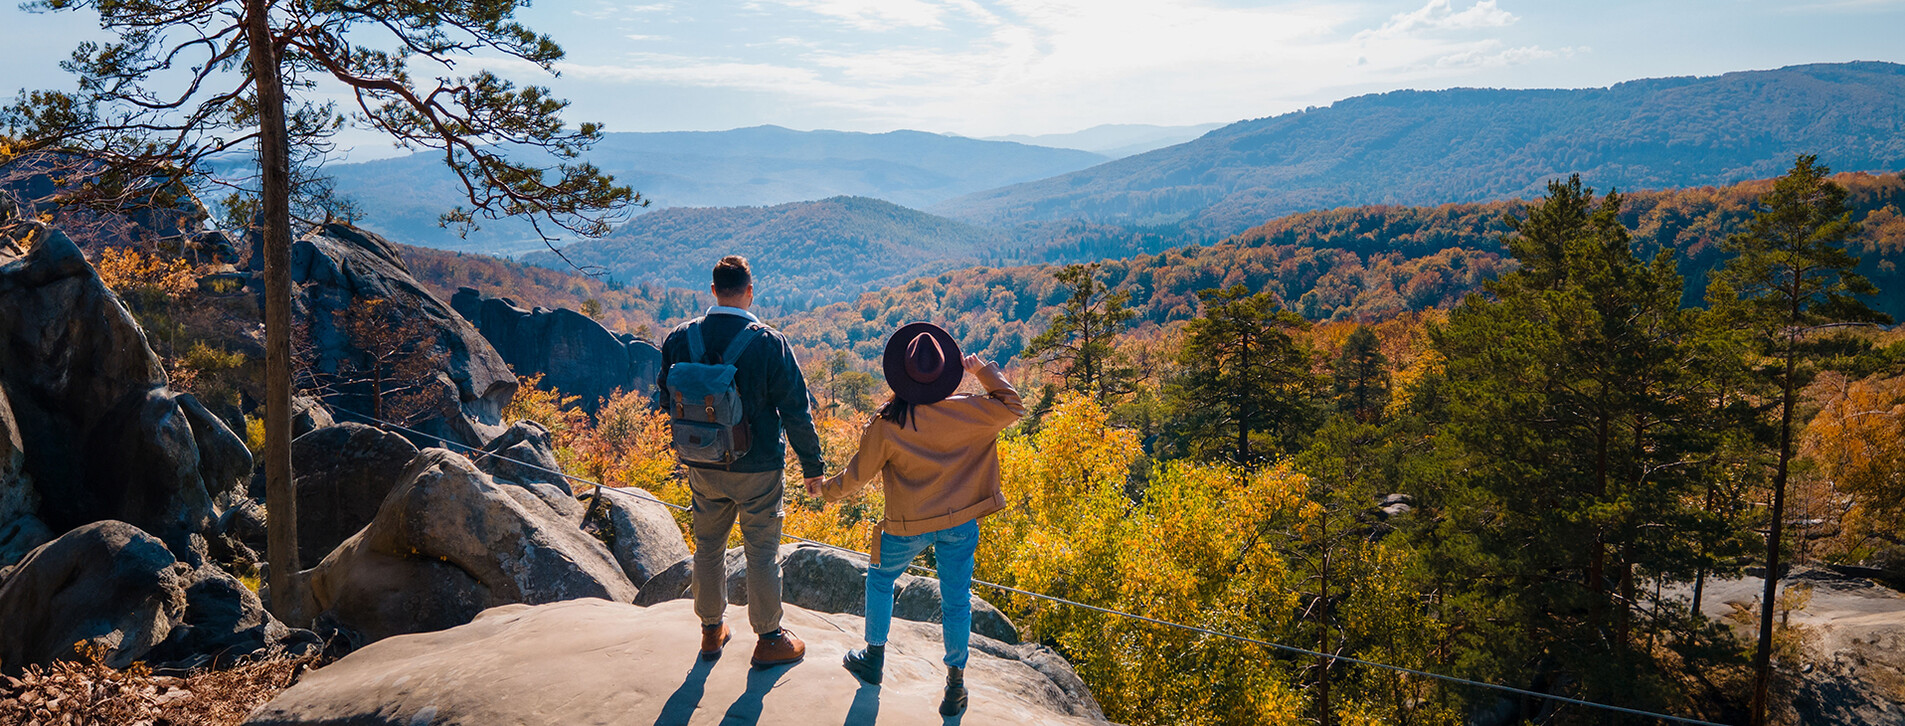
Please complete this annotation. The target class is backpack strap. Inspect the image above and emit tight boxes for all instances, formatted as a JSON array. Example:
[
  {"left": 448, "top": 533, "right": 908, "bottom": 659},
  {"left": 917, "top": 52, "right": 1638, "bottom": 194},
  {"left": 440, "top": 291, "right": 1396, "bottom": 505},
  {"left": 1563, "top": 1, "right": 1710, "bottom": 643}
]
[
  {"left": 685, "top": 318, "right": 708, "bottom": 363},
  {"left": 716, "top": 323, "right": 765, "bottom": 365}
]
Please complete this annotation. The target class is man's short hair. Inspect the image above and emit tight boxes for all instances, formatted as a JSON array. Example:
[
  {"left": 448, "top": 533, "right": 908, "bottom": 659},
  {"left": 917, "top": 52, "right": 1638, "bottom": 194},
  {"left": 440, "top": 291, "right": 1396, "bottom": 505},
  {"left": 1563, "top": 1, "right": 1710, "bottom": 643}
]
[{"left": 712, "top": 255, "right": 752, "bottom": 296}]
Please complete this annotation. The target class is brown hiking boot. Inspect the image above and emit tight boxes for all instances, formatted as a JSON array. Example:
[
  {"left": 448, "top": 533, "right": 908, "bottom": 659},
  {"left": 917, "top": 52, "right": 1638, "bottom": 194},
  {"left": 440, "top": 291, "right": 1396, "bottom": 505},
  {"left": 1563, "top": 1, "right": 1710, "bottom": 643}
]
[
  {"left": 750, "top": 628, "right": 806, "bottom": 668},
  {"left": 700, "top": 622, "right": 731, "bottom": 661}
]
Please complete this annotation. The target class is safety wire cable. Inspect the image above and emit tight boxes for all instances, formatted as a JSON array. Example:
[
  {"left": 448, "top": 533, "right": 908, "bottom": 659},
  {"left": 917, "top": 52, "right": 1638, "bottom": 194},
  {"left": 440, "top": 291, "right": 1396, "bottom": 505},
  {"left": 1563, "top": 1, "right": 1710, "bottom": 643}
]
[{"left": 327, "top": 406, "right": 1728, "bottom": 726}]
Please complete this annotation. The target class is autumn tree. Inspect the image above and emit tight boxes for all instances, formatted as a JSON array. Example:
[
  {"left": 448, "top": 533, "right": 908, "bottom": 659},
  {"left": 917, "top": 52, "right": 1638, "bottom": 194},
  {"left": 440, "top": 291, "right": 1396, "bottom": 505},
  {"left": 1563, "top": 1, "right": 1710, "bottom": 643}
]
[
  {"left": 1707, "top": 155, "right": 1891, "bottom": 724},
  {"left": 1022, "top": 263, "right": 1137, "bottom": 405},
  {"left": 6, "top": 0, "right": 641, "bottom": 623},
  {"left": 1166, "top": 285, "right": 1319, "bottom": 465}
]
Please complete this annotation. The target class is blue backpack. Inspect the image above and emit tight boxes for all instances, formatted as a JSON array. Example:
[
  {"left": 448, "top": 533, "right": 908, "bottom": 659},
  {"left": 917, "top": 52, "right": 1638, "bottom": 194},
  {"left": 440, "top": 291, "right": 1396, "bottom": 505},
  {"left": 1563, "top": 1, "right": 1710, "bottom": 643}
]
[{"left": 664, "top": 320, "right": 765, "bottom": 466}]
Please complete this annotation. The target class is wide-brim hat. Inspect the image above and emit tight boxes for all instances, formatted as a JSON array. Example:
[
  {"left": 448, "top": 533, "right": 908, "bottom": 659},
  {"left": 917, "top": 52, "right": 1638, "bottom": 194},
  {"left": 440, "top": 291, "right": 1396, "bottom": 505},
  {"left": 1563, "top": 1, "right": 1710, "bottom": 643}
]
[{"left": 882, "top": 322, "right": 963, "bottom": 405}]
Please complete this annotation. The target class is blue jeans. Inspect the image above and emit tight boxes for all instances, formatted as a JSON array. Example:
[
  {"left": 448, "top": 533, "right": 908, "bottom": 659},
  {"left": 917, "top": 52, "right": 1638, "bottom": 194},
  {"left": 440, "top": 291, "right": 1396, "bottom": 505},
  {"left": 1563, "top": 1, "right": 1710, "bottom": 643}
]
[{"left": 865, "top": 518, "right": 979, "bottom": 669}]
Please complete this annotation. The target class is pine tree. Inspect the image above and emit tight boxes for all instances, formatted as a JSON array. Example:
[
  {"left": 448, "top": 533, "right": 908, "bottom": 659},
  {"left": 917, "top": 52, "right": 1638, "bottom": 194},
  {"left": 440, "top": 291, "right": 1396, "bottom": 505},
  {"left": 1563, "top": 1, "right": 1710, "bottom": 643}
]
[
  {"left": 1333, "top": 326, "right": 1390, "bottom": 423},
  {"left": 1022, "top": 263, "right": 1137, "bottom": 405},
  {"left": 1430, "top": 176, "right": 1716, "bottom": 711},
  {"left": 1167, "top": 285, "right": 1319, "bottom": 465},
  {"left": 1708, "top": 155, "right": 1890, "bottom": 725}
]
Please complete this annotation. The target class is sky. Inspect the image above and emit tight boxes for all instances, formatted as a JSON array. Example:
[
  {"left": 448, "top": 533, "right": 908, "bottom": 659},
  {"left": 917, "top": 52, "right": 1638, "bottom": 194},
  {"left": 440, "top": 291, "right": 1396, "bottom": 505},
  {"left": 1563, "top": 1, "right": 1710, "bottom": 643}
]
[{"left": 3, "top": 0, "right": 1904, "bottom": 159}]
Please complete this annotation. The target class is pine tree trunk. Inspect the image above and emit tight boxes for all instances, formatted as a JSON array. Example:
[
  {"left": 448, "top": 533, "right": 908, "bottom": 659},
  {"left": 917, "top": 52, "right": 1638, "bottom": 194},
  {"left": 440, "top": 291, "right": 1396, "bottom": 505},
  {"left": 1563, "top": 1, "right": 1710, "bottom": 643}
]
[
  {"left": 246, "top": 0, "right": 304, "bottom": 626},
  {"left": 1751, "top": 347, "right": 1799, "bottom": 725}
]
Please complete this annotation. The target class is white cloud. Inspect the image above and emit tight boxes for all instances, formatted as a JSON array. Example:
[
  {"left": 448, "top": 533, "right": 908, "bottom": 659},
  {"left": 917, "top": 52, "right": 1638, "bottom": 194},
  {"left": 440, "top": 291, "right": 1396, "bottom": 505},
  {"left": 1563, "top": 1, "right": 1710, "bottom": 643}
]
[
  {"left": 526, "top": 0, "right": 1567, "bottom": 135},
  {"left": 767, "top": 0, "right": 951, "bottom": 31},
  {"left": 1362, "top": 0, "right": 1515, "bottom": 38}
]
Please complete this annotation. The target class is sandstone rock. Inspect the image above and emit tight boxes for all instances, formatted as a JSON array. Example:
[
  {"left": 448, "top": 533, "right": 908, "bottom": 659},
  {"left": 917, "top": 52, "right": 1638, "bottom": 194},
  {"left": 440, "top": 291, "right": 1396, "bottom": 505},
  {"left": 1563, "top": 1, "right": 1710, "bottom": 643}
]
[
  {"left": 452, "top": 287, "right": 662, "bottom": 412},
  {"left": 0, "top": 222, "right": 247, "bottom": 553},
  {"left": 290, "top": 395, "right": 335, "bottom": 438},
  {"left": 178, "top": 392, "right": 252, "bottom": 505},
  {"left": 476, "top": 419, "right": 568, "bottom": 495},
  {"left": 722, "top": 542, "right": 1020, "bottom": 644},
  {"left": 291, "top": 423, "right": 420, "bottom": 566},
  {"left": 0, "top": 515, "right": 52, "bottom": 570},
  {"left": 633, "top": 556, "right": 694, "bottom": 607},
  {"left": 0, "top": 383, "right": 43, "bottom": 567},
  {"left": 589, "top": 486, "right": 691, "bottom": 588},
  {"left": 0, "top": 520, "right": 309, "bottom": 673},
  {"left": 243, "top": 598, "right": 1111, "bottom": 726},
  {"left": 301, "top": 449, "right": 637, "bottom": 643},
  {"left": 284, "top": 224, "right": 515, "bottom": 449}
]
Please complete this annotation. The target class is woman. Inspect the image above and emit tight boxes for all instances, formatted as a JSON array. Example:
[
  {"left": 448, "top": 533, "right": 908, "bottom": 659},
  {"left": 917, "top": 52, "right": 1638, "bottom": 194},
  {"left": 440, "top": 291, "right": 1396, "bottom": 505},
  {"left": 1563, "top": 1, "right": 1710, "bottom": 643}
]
[{"left": 808, "top": 322, "right": 1025, "bottom": 717}]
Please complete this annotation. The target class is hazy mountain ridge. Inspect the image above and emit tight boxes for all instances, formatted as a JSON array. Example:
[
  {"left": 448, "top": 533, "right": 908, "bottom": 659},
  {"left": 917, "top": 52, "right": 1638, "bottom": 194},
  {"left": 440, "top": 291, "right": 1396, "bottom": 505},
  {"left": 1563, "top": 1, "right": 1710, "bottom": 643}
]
[
  {"left": 982, "top": 123, "right": 1227, "bottom": 158},
  {"left": 935, "top": 62, "right": 1905, "bottom": 235},
  {"left": 324, "top": 125, "right": 1107, "bottom": 255},
  {"left": 518, "top": 195, "right": 1002, "bottom": 311}
]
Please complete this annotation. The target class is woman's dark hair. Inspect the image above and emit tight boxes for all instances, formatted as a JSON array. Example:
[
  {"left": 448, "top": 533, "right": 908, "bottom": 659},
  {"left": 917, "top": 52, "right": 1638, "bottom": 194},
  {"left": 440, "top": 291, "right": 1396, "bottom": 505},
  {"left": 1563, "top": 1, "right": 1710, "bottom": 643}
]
[{"left": 877, "top": 396, "right": 913, "bottom": 428}]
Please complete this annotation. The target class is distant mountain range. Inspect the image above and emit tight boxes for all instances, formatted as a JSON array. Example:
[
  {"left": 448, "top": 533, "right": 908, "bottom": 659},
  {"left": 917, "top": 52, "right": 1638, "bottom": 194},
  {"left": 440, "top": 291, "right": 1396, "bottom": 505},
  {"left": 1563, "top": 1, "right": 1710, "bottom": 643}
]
[
  {"left": 935, "top": 62, "right": 1905, "bottom": 235},
  {"left": 519, "top": 196, "right": 1003, "bottom": 311},
  {"left": 323, "top": 126, "right": 1106, "bottom": 255},
  {"left": 981, "top": 123, "right": 1226, "bottom": 158}
]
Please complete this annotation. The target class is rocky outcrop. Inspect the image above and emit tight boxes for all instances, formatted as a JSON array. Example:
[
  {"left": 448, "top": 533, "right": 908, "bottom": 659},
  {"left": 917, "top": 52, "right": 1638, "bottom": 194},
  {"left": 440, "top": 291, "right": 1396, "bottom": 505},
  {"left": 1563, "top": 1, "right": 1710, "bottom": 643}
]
[
  {"left": 0, "top": 520, "right": 313, "bottom": 674},
  {"left": 0, "top": 221, "right": 251, "bottom": 556},
  {"left": 0, "top": 383, "right": 49, "bottom": 567},
  {"left": 243, "top": 598, "right": 1111, "bottom": 726},
  {"left": 280, "top": 224, "right": 516, "bottom": 449},
  {"left": 704, "top": 542, "right": 1021, "bottom": 644},
  {"left": 291, "top": 423, "right": 420, "bottom": 567},
  {"left": 475, "top": 419, "right": 568, "bottom": 494},
  {"left": 300, "top": 449, "right": 637, "bottom": 643},
  {"left": 451, "top": 287, "right": 663, "bottom": 412},
  {"left": 587, "top": 486, "right": 691, "bottom": 589}
]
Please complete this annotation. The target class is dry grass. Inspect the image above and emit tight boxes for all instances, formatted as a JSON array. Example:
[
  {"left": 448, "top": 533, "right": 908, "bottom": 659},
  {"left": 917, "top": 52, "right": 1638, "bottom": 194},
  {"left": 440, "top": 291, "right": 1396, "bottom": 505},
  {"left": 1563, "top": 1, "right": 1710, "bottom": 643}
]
[{"left": 0, "top": 644, "right": 320, "bottom": 726}]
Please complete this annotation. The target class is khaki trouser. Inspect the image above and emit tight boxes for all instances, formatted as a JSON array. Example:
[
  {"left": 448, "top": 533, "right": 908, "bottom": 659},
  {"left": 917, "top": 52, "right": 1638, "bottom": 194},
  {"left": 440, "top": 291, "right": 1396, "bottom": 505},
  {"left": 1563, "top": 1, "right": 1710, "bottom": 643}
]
[{"left": 686, "top": 467, "right": 784, "bottom": 634}]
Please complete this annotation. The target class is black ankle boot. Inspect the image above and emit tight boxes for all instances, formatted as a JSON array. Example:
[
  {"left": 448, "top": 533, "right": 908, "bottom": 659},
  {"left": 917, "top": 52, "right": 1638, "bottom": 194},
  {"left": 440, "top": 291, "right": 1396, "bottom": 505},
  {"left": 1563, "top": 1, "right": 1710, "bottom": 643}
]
[
  {"left": 843, "top": 643, "right": 885, "bottom": 685},
  {"left": 939, "top": 666, "right": 968, "bottom": 716}
]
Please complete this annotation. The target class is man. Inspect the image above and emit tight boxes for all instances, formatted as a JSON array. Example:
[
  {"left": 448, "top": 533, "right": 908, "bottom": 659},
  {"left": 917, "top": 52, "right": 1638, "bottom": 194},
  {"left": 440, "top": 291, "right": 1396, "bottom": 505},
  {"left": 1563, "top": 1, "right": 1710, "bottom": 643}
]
[{"left": 657, "top": 255, "right": 823, "bottom": 667}]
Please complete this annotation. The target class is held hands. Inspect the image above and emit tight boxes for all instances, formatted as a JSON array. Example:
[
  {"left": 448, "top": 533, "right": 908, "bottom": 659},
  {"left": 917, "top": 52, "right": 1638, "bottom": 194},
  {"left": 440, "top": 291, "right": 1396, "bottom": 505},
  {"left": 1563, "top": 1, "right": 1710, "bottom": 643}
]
[{"left": 803, "top": 476, "right": 824, "bottom": 498}]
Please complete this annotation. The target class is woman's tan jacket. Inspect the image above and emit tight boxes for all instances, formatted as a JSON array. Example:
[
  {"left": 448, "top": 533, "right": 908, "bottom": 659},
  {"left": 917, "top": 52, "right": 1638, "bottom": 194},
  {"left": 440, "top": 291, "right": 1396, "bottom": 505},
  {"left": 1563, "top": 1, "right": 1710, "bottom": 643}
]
[{"left": 819, "top": 363, "right": 1026, "bottom": 561}]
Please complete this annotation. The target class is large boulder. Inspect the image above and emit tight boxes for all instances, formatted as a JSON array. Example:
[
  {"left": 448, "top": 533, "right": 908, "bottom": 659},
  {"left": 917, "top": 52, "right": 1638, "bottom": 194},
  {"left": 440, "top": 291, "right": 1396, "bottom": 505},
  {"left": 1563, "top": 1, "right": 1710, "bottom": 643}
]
[
  {"left": 0, "top": 383, "right": 50, "bottom": 567},
  {"left": 476, "top": 419, "right": 568, "bottom": 494},
  {"left": 291, "top": 423, "right": 420, "bottom": 567},
  {"left": 451, "top": 287, "right": 663, "bottom": 412},
  {"left": 300, "top": 449, "right": 637, "bottom": 643},
  {"left": 0, "top": 520, "right": 311, "bottom": 674},
  {"left": 243, "top": 598, "right": 1110, "bottom": 726},
  {"left": 712, "top": 542, "right": 1020, "bottom": 644},
  {"left": 0, "top": 222, "right": 251, "bottom": 555},
  {"left": 588, "top": 486, "right": 691, "bottom": 588},
  {"left": 281, "top": 224, "right": 516, "bottom": 449}
]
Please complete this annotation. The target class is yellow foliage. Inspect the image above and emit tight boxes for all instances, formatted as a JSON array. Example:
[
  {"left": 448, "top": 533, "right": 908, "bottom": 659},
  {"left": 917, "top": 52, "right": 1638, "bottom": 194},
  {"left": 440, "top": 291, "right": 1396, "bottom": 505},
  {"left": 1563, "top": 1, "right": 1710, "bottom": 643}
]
[{"left": 93, "top": 246, "right": 197, "bottom": 299}]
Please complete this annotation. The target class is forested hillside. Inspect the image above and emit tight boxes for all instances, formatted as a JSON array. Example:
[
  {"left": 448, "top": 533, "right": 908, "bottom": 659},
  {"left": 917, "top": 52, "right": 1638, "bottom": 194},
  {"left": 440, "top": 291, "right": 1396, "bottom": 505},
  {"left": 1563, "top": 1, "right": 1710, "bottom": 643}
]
[
  {"left": 510, "top": 158, "right": 1905, "bottom": 726},
  {"left": 792, "top": 171, "right": 1905, "bottom": 365},
  {"left": 520, "top": 196, "right": 1004, "bottom": 310},
  {"left": 323, "top": 126, "right": 1105, "bottom": 255},
  {"left": 937, "top": 62, "right": 1905, "bottom": 235}
]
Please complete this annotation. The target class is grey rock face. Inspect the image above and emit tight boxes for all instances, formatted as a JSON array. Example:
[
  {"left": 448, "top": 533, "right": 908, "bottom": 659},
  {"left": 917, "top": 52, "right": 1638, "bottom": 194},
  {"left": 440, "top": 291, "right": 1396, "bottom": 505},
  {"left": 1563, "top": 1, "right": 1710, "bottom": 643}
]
[
  {"left": 721, "top": 542, "right": 1020, "bottom": 644},
  {"left": 302, "top": 449, "right": 637, "bottom": 643},
  {"left": 0, "top": 383, "right": 45, "bottom": 567},
  {"left": 0, "top": 223, "right": 250, "bottom": 554},
  {"left": 291, "top": 423, "right": 420, "bottom": 567},
  {"left": 284, "top": 224, "right": 516, "bottom": 449},
  {"left": 451, "top": 287, "right": 662, "bottom": 412},
  {"left": 242, "top": 599, "right": 1111, "bottom": 726},
  {"left": 0, "top": 520, "right": 309, "bottom": 673},
  {"left": 476, "top": 420, "right": 568, "bottom": 495},
  {"left": 290, "top": 395, "right": 335, "bottom": 438},
  {"left": 588, "top": 486, "right": 690, "bottom": 588}
]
